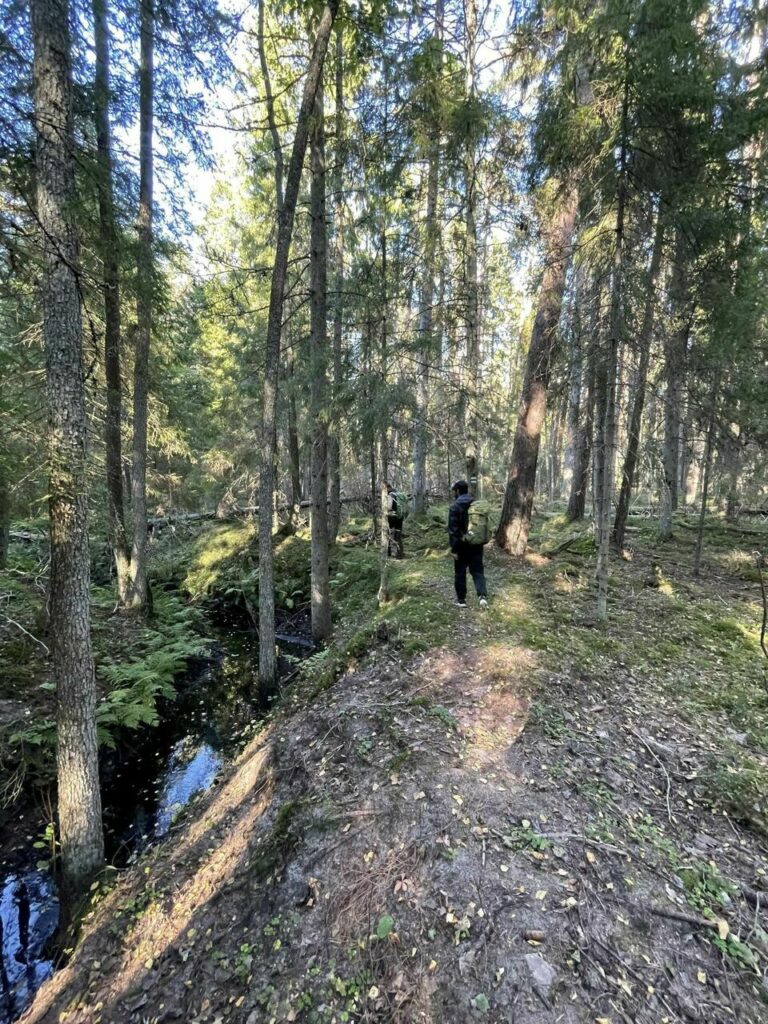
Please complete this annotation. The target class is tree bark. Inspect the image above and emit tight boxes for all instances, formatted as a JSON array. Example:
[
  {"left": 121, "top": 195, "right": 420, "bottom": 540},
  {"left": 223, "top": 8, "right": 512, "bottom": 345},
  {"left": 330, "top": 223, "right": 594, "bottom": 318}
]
[
  {"left": 31, "top": 0, "right": 104, "bottom": 902},
  {"left": 496, "top": 190, "right": 579, "bottom": 552},
  {"left": 596, "top": 74, "right": 629, "bottom": 621},
  {"left": 287, "top": 353, "right": 302, "bottom": 512},
  {"left": 309, "top": 86, "right": 331, "bottom": 641},
  {"left": 328, "top": 27, "right": 344, "bottom": 544},
  {"left": 693, "top": 376, "right": 720, "bottom": 577},
  {"left": 463, "top": 0, "right": 479, "bottom": 494},
  {"left": 257, "top": 0, "right": 284, "bottom": 212},
  {"left": 567, "top": 319, "right": 596, "bottom": 522},
  {"left": 126, "top": 0, "right": 154, "bottom": 612},
  {"left": 377, "top": 54, "right": 391, "bottom": 606},
  {"left": 258, "top": 0, "right": 340, "bottom": 691},
  {"left": 612, "top": 203, "right": 664, "bottom": 549},
  {"left": 412, "top": 0, "right": 444, "bottom": 516},
  {"left": 659, "top": 229, "right": 690, "bottom": 539},
  {"left": 92, "top": 0, "right": 130, "bottom": 603},
  {"left": 496, "top": 64, "right": 592, "bottom": 551},
  {"left": 0, "top": 466, "right": 9, "bottom": 569}
]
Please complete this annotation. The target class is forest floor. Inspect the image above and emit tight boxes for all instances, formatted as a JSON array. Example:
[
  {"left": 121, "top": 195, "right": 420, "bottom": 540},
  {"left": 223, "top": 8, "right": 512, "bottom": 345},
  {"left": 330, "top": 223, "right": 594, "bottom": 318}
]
[{"left": 20, "top": 509, "right": 768, "bottom": 1024}]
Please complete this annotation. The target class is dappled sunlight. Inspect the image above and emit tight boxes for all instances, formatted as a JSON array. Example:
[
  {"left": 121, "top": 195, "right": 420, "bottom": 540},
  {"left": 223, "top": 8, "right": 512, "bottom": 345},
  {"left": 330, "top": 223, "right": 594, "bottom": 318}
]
[
  {"left": 183, "top": 522, "right": 256, "bottom": 598},
  {"left": 417, "top": 645, "right": 537, "bottom": 768}
]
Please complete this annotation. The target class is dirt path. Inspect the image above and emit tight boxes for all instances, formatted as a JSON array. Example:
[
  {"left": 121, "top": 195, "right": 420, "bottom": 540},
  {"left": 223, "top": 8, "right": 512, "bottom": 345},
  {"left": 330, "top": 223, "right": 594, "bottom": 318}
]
[{"left": 23, "top": 522, "right": 768, "bottom": 1024}]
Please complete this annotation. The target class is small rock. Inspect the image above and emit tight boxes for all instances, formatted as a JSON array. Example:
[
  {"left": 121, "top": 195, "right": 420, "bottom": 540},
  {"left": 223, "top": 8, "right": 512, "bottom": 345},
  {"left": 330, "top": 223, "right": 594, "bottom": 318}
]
[{"left": 525, "top": 952, "right": 556, "bottom": 1000}]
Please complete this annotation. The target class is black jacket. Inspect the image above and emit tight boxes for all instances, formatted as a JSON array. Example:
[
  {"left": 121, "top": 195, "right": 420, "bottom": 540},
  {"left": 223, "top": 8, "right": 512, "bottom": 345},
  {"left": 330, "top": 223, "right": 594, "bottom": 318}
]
[{"left": 448, "top": 494, "right": 474, "bottom": 552}]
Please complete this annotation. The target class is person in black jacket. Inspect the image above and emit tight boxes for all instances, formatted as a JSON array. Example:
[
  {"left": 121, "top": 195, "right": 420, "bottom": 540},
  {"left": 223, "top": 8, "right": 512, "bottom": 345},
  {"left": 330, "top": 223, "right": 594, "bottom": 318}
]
[
  {"left": 386, "top": 483, "right": 404, "bottom": 559},
  {"left": 448, "top": 480, "right": 488, "bottom": 608}
]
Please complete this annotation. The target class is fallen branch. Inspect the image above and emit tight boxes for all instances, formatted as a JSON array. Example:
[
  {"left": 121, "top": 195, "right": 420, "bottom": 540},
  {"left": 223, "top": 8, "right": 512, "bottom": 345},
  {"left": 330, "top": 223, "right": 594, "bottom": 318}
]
[
  {"left": 631, "top": 728, "right": 673, "bottom": 824},
  {"left": 646, "top": 904, "right": 718, "bottom": 930},
  {"left": 0, "top": 611, "right": 49, "bottom": 654}
]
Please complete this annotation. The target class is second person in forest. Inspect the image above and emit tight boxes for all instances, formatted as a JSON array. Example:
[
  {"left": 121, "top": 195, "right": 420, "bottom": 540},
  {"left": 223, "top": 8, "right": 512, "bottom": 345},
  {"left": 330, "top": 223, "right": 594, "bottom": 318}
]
[{"left": 448, "top": 480, "right": 489, "bottom": 608}]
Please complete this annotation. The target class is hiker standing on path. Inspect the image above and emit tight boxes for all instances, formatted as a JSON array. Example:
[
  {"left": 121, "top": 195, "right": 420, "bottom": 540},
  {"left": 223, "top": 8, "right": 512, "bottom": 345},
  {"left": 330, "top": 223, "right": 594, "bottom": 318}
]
[
  {"left": 448, "top": 480, "right": 489, "bottom": 608},
  {"left": 386, "top": 483, "right": 407, "bottom": 559}
]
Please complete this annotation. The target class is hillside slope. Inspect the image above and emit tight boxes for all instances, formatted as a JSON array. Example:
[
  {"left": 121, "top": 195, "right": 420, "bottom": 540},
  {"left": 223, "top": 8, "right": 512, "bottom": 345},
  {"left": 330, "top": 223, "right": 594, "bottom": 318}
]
[{"left": 23, "top": 515, "right": 768, "bottom": 1024}]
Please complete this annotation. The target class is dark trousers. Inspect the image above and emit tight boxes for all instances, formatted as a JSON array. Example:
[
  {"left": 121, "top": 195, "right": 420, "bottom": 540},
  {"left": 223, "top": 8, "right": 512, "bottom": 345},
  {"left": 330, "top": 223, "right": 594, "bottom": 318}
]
[
  {"left": 387, "top": 515, "right": 404, "bottom": 558},
  {"left": 454, "top": 543, "right": 487, "bottom": 601}
]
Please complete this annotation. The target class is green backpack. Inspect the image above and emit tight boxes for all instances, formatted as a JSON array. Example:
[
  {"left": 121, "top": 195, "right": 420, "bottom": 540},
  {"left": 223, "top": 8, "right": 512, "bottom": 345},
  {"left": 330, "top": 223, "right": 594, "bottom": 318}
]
[
  {"left": 392, "top": 491, "right": 410, "bottom": 520},
  {"left": 464, "top": 499, "right": 490, "bottom": 545}
]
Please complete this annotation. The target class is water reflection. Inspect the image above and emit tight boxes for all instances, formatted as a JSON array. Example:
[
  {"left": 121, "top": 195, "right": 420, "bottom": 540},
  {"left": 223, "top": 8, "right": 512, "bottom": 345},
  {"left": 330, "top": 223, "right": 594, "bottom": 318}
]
[
  {"left": 154, "top": 739, "right": 222, "bottom": 836},
  {"left": 0, "top": 872, "right": 57, "bottom": 1023}
]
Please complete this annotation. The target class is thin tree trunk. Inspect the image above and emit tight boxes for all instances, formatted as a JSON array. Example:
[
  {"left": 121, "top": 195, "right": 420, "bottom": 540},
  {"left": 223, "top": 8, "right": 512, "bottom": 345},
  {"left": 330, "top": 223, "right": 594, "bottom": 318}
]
[
  {"left": 287, "top": 354, "right": 302, "bottom": 512},
  {"left": 31, "top": 0, "right": 104, "bottom": 903},
  {"left": 412, "top": 0, "right": 444, "bottom": 516},
  {"left": 127, "top": 0, "right": 154, "bottom": 613},
  {"left": 328, "top": 27, "right": 344, "bottom": 544},
  {"left": 309, "top": 86, "right": 331, "bottom": 641},
  {"left": 257, "top": 0, "right": 283, "bottom": 212},
  {"left": 693, "top": 377, "right": 719, "bottom": 577},
  {"left": 377, "top": 55, "right": 391, "bottom": 606},
  {"left": 0, "top": 467, "right": 8, "bottom": 568},
  {"left": 92, "top": 0, "right": 130, "bottom": 603},
  {"left": 463, "top": 0, "right": 479, "bottom": 494},
  {"left": 596, "top": 74, "right": 629, "bottom": 621},
  {"left": 564, "top": 283, "right": 583, "bottom": 502},
  {"left": 613, "top": 203, "right": 664, "bottom": 549},
  {"left": 258, "top": 0, "right": 340, "bottom": 691},
  {"left": 659, "top": 230, "right": 690, "bottom": 539},
  {"left": 567, "top": 319, "right": 596, "bottom": 522},
  {"left": 724, "top": 425, "right": 741, "bottom": 520}
]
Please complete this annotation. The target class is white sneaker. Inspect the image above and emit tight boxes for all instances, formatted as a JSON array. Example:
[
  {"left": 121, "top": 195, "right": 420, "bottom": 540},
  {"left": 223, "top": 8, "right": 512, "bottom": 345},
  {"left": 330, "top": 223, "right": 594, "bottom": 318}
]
[
  {"left": 479, "top": 598, "right": 488, "bottom": 608},
  {"left": 455, "top": 600, "right": 467, "bottom": 608}
]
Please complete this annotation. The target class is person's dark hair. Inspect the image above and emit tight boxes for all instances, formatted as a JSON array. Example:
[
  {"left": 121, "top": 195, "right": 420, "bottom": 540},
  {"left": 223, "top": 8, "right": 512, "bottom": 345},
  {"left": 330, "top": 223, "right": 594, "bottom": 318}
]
[{"left": 452, "top": 479, "right": 469, "bottom": 495}]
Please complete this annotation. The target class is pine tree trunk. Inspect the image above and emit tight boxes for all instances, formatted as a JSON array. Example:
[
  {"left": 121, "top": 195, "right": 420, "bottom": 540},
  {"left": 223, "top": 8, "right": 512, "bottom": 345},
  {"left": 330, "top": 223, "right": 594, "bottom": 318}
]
[
  {"left": 31, "top": 0, "right": 104, "bottom": 903},
  {"left": 496, "top": 190, "right": 579, "bottom": 552},
  {"left": 567, "top": 323, "right": 596, "bottom": 523},
  {"left": 596, "top": 76, "right": 628, "bottom": 621},
  {"left": 564, "top": 285, "right": 583, "bottom": 505},
  {"left": 412, "top": 0, "right": 444, "bottom": 516},
  {"left": 497, "top": 65, "right": 592, "bottom": 551},
  {"left": 613, "top": 204, "right": 664, "bottom": 549},
  {"left": 0, "top": 466, "right": 8, "bottom": 569},
  {"left": 328, "top": 28, "right": 344, "bottom": 544},
  {"left": 92, "top": 0, "right": 130, "bottom": 603},
  {"left": 287, "top": 354, "right": 302, "bottom": 512},
  {"left": 659, "top": 230, "right": 690, "bottom": 539},
  {"left": 693, "top": 376, "right": 720, "bottom": 577},
  {"left": 309, "top": 87, "right": 331, "bottom": 642},
  {"left": 257, "top": 0, "right": 284, "bottom": 211},
  {"left": 377, "top": 57, "right": 391, "bottom": 606},
  {"left": 463, "top": 0, "right": 479, "bottom": 494},
  {"left": 127, "top": 0, "right": 154, "bottom": 613},
  {"left": 258, "top": 0, "right": 339, "bottom": 691},
  {"left": 724, "top": 425, "right": 741, "bottom": 520}
]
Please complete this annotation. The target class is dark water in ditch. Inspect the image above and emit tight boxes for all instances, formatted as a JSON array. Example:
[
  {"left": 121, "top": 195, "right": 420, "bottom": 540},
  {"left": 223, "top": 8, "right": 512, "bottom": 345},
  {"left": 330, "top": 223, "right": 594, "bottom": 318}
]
[{"left": 0, "top": 627, "right": 295, "bottom": 1024}]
